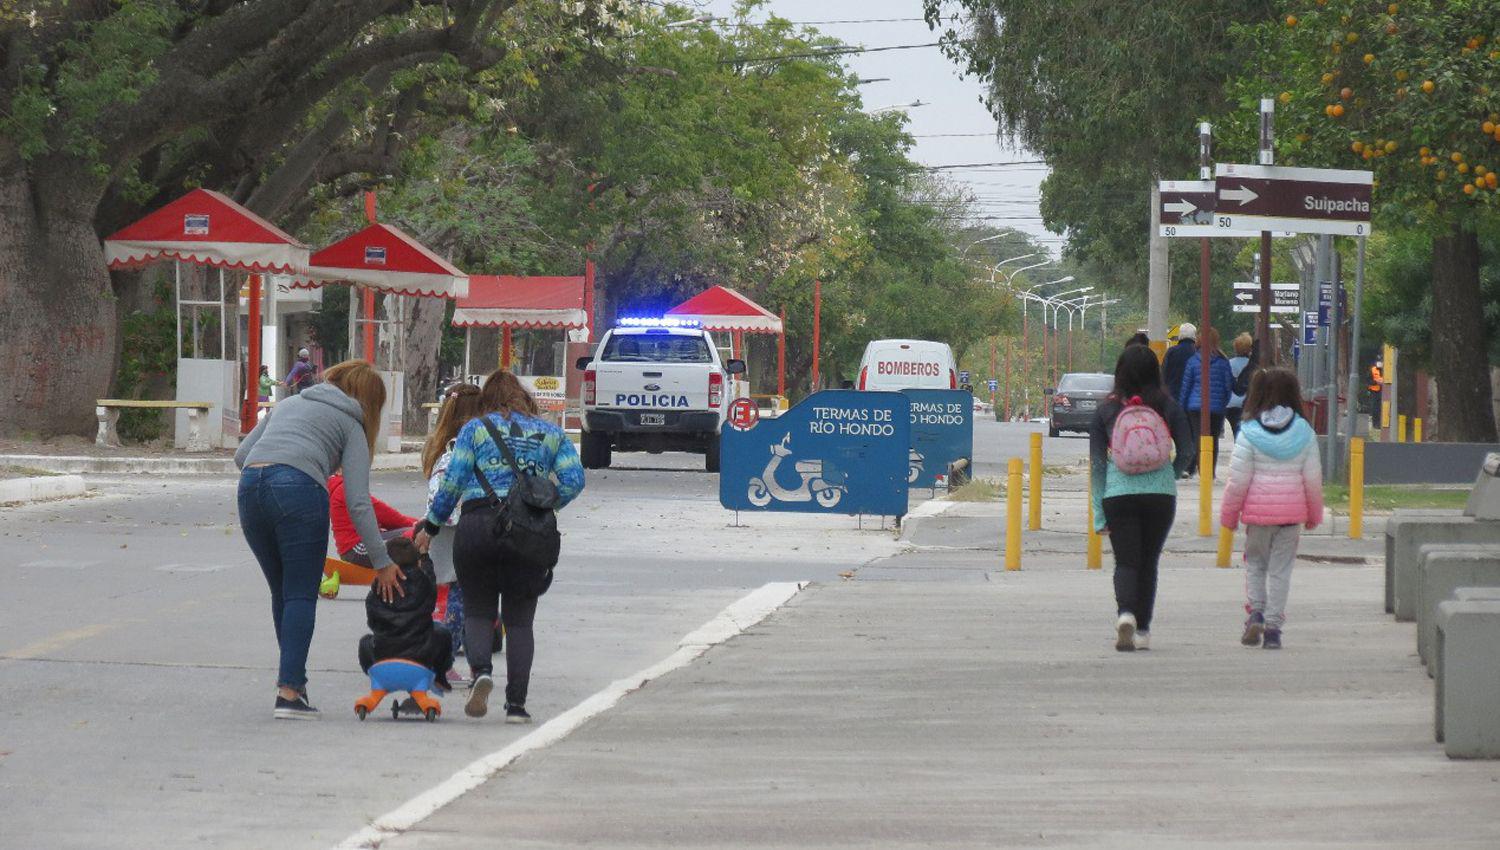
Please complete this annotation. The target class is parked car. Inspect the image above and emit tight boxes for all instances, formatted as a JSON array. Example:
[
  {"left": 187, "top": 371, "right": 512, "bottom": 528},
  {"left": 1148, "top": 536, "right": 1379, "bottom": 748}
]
[{"left": 1048, "top": 372, "right": 1113, "bottom": 437}]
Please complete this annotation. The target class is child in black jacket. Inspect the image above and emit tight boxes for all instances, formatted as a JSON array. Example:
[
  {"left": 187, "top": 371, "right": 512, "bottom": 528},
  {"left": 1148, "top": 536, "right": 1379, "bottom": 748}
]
[{"left": 357, "top": 537, "right": 455, "bottom": 690}]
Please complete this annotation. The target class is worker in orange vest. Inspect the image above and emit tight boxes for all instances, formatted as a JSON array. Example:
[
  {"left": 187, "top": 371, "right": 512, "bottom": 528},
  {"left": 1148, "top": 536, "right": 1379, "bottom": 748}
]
[{"left": 1368, "top": 360, "right": 1383, "bottom": 394}]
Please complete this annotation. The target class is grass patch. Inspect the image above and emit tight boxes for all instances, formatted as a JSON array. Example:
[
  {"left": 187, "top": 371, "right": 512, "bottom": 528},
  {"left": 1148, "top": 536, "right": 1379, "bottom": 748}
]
[
  {"left": 1324, "top": 484, "right": 1470, "bottom": 513},
  {"left": 0, "top": 465, "right": 59, "bottom": 479},
  {"left": 948, "top": 478, "right": 1000, "bottom": 502}
]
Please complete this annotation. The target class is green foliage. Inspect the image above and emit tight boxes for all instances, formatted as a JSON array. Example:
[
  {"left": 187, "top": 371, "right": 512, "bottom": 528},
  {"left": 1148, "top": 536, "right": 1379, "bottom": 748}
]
[
  {"left": 1366, "top": 220, "right": 1500, "bottom": 367},
  {"left": 112, "top": 279, "right": 177, "bottom": 441}
]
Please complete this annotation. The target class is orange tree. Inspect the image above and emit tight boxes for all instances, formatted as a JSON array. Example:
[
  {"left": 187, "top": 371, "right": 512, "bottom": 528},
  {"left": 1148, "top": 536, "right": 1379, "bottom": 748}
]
[{"left": 1224, "top": 1, "right": 1500, "bottom": 441}]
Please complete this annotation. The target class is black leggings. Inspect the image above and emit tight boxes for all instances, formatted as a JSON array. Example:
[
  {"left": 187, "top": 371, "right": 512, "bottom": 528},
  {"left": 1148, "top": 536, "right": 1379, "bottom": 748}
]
[
  {"left": 452, "top": 509, "right": 540, "bottom": 705},
  {"left": 1103, "top": 494, "right": 1176, "bottom": 633},
  {"left": 1186, "top": 411, "right": 1227, "bottom": 476}
]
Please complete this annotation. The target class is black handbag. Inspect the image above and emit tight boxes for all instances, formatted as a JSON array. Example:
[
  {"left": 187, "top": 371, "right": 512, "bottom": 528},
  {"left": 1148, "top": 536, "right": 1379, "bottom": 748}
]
[{"left": 474, "top": 416, "right": 561, "bottom": 596}]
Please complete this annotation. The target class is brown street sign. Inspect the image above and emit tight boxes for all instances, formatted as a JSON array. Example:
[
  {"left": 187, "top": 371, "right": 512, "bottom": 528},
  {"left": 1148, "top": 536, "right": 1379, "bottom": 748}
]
[
  {"left": 1212, "top": 163, "right": 1374, "bottom": 236},
  {"left": 1158, "top": 180, "right": 1292, "bottom": 238}
]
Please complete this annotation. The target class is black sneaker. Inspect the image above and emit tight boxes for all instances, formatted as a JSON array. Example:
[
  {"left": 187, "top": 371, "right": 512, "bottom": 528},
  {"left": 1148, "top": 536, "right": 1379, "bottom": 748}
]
[
  {"left": 1263, "top": 629, "right": 1282, "bottom": 650},
  {"left": 1242, "top": 611, "right": 1265, "bottom": 647},
  {"left": 505, "top": 703, "right": 532, "bottom": 725},
  {"left": 274, "top": 693, "right": 320, "bottom": 720},
  {"left": 465, "top": 674, "right": 494, "bottom": 718}
]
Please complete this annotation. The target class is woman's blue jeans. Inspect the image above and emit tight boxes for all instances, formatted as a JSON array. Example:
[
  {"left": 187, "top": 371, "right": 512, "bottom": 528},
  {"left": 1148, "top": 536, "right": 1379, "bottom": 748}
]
[{"left": 238, "top": 464, "right": 330, "bottom": 690}]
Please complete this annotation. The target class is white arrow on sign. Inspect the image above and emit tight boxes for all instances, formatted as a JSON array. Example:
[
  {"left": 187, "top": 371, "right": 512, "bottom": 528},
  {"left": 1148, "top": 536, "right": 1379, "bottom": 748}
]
[
  {"left": 1162, "top": 200, "right": 1197, "bottom": 216},
  {"left": 1219, "top": 185, "right": 1259, "bottom": 206}
]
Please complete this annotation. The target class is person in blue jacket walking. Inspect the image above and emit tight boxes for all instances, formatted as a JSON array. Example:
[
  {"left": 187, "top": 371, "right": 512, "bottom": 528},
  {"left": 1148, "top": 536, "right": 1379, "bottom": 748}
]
[{"left": 1178, "top": 326, "right": 1236, "bottom": 477}]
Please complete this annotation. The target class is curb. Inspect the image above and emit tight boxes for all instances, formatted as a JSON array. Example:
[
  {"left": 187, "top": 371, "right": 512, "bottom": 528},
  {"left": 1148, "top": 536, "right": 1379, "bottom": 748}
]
[
  {"left": 0, "top": 452, "right": 423, "bottom": 476},
  {"left": 898, "top": 497, "right": 964, "bottom": 541},
  {"left": 0, "top": 474, "right": 88, "bottom": 505}
]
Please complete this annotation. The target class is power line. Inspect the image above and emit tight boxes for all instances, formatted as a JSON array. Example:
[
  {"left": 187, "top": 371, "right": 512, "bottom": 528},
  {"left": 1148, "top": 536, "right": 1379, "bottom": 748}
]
[
  {"left": 924, "top": 160, "right": 1047, "bottom": 170},
  {"left": 723, "top": 42, "right": 942, "bottom": 64}
]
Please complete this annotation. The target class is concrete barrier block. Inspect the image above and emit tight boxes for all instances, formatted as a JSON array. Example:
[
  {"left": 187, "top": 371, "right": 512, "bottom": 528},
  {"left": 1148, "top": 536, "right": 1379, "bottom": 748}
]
[
  {"left": 1390, "top": 516, "right": 1500, "bottom": 621},
  {"left": 1435, "top": 599, "right": 1500, "bottom": 757},
  {"left": 1416, "top": 546, "right": 1500, "bottom": 675},
  {"left": 1385, "top": 510, "right": 1464, "bottom": 614},
  {"left": 0, "top": 474, "right": 87, "bottom": 504}
]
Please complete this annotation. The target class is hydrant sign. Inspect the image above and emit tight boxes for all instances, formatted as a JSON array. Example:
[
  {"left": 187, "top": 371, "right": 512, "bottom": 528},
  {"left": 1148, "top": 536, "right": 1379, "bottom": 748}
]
[
  {"left": 902, "top": 389, "right": 974, "bottom": 488},
  {"left": 719, "top": 390, "right": 910, "bottom": 518}
]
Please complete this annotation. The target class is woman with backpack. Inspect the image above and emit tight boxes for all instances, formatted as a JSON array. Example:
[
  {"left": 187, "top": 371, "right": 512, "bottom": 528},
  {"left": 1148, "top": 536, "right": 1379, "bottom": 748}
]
[
  {"left": 1179, "top": 326, "right": 1236, "bottom": 477},
  {"left": 414, "top": 370, "right": 584, "bottom": 723},
  {"left": 1090, "top": 345, "right": 1195, "bottom": 652},
  {"left": 1225, "top": 333, "right": 1255, "bottom": 439}
]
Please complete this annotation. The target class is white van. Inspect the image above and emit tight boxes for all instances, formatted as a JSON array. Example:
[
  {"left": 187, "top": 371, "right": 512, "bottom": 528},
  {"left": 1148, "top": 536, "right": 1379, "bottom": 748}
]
[{"left": 856, "top": 339, "right": 958, "bottom": 392}]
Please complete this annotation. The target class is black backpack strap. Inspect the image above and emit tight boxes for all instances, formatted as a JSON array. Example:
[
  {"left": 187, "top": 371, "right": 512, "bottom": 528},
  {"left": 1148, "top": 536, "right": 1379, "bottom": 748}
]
[
  {"left": 479, "top": 415, "right": 526, "bottom": 477},
  {"left": 470, "top": 416, "right": 507, "bottom": 506}
]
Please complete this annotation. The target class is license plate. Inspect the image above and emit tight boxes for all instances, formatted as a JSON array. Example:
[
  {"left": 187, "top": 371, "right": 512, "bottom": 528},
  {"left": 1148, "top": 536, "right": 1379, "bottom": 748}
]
[
  {"left": 639, "top": 413, "right": 666, "bottom": 426},
  {"left": 1078, "top": 400, "right": 1097, "bottom": 410}
]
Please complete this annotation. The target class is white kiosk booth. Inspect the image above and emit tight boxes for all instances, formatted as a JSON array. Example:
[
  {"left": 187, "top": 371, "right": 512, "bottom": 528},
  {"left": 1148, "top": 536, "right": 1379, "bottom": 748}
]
[
  {"left": 103, "top": 189, "right": 309, "bottom": 448},
  {"left": 452, "top": 275, "right": 589, "bottom": 424},
  {"left": 295, "top": 220, "right": 468, "bottom": 452}
]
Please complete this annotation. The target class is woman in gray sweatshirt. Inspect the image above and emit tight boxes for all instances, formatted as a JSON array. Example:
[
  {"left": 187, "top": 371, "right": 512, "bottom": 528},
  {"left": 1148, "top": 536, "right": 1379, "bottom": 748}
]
[{"left": 235, "top": 359, "right": 401, "bottom": 719}]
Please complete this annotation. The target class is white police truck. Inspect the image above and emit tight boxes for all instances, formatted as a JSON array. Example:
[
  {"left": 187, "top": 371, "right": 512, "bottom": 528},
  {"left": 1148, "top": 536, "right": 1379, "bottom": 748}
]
[{"left": 577, "top": 319, "right": 745, "bottom": 472}]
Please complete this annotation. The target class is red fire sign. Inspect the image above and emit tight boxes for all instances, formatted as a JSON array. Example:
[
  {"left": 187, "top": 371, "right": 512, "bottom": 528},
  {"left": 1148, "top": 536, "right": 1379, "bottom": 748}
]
[{"left": 727, "top": 398, "right": 759, "bottom": 431}]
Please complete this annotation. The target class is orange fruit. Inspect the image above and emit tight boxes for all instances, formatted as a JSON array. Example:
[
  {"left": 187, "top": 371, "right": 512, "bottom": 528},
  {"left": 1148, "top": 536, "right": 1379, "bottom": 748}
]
[
  {"left": 1460, "top": 163, "right": 1471, "bottom": 173},
  {"left": 1352, "top": 141, "right": 1365, "bottom": 153},
  {"left": 1332, "top": 43, "right": 1342, "bottom": 54},
  {"left": 1395, "top": 70, "right": 1409, "bottom": 81},
  {"left": 1465, "top": 183, "right": 1476, "bottom": 195},
  {"left": 1422, "top": 79, "right": 1435, "bottom": 93},
  {"left": 1363, "top": 53, "right": 1375, "bottom": 64},
  {"left": 1396, "top": 87, "right": 1407, "bottom": 99},
  {"left": 1437, "top": 169, "right": 1448, "bottom": 181},
  {"left": 1387, "top": 2, "right": 1398, "bottom": 12},
  {"left": 1363, "top": 148, "right": 1375, "bottom": 159},
  {"left": 1332, "top": 103, "right": 1345, "bottom": 117},
  {"left": 1385, "top": 140, "right": 1398, "bottom": 153},
  {"left": 1486, "top": 121, "right": 1497, "bottom": 135},
  {"left": 1321, "top": 72, "right": 1335, "bottom": 85},
  {"left": 1453, "top": 150, "right": 1465, "bottom": 162},
  {"left": 1279, "top": 91, "right": 1293, "bottom": 105},
  {"left": 1487, "top": 172, "right": 1498, "bottom": 188},
  {"left": 1286, "top": 15, "right": 1298, "bottom": 27},
  {"left": 1478, "top": 165, "right": 1489, "bottom": 176},
  {"left": 1491, "top": 113, "right": 1500, "bottom": 122},
  {"left": 1420, "top": 146, "right": 1431, "bottom": 156},
  {"left": 1387, "top": 23, "right": 1399, "bottom": 35},
  {"left": 1468, "top": 37, "right": 1481, "bottom": 50},
  {"left": 1346, "top": 32, "right": 1359, "bottom": 43},
  {"left": 1340, "top": 87, "right": 1353, "bottom": 100},
  {"left": 1491, "top": 50, "right": 1500, "bottom": 59},
  {"left": 1325, "top": 104, "right": 1335, "bottom": 117},
  {"left": 1493, "top": 129, "right": 1500, "bottom": 142}
]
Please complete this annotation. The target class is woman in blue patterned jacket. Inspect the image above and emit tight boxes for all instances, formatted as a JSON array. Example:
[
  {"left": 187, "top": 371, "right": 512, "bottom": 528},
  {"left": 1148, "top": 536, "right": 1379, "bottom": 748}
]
[{"left": 415, "top": 370, "right": 585, "bottom": 724}]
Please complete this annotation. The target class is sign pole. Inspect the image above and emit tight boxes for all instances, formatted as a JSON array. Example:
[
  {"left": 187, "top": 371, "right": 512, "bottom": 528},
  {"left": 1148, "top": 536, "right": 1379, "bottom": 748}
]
[
  {"left": 1342, "top": 236, "right": 1368, "bottom": 467},
  {"left": 1325, "top": 250, "right": 1342, "bottom": 480},
  {"left": 777, "top": 309, "right": 786, "bottom": 398},
  {"left": 1258, "top": 97, "right": 1275, "bottom": 364},
  {"left": 1198, "top": 122, "right": 1213, "bottom": 453},
  {"left": 989, "top": 338, "right": 998, "bottom": 409}
]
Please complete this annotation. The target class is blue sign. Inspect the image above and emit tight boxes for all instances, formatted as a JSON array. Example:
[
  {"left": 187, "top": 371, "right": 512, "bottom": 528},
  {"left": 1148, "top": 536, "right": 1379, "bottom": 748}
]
[
  {"left": 959, "top": 370, "right": 971, "bottom": 384},
  {"left": 987, "top": 379, "right": 999, "bottom": 393},
  {"left": 1303, "top": 311, "right": 1319, "bottom": 345},
  {"left": 1317, "top": 281, "right": 1345, "bottom": 326},
  {"left": 902, "top": 389, "right": 974, "bottom": 488},
  {"left": 720, "top": 390, "right": 910, "bottom": 517},
  {"left": 364, "top": 246, "right": 387, "bottom": 265}
]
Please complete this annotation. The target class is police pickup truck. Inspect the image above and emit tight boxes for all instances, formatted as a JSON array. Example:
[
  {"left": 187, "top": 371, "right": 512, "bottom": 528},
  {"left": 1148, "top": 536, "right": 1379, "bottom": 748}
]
[{"left": 576, "top": 320, "right": 745, "bottom": 472}]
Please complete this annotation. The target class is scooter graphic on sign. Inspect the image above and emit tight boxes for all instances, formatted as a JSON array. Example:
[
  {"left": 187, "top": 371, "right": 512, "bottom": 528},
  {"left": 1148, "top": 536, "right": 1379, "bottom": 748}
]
[
  {"left": 747, "top": 434, "right": 846, "bottom": 508},
  {"left": 908, "top": 447, "right": 924, "bottom": 483}
]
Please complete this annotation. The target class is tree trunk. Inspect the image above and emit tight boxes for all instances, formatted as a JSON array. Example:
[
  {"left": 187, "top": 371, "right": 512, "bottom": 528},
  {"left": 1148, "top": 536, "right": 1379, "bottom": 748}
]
[
  {"left": 402, "top": 295, "right": 448, "bottom": 435},
  {"left": 0, "top": 175, "right": 118, "bottom": 436},
  {"left": 1429, "top": 224, "right": 1497, "bottom": 442}
]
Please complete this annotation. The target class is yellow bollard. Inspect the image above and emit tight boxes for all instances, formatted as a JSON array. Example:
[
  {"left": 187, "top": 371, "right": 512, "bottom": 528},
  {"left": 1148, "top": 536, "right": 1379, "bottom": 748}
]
[
  {"left": 1349, "top": 437, "right": 1365, "bottom": 540},
  {"left": 1398, "top": 414, "right": 1407, "bottom": 443},
  {"left": 1006, "top": 458, "right": 1023, "bottom": 570},
  {"left": 1198, "top": 434, "right": 1214, "bottom": 537},
  {"left": 1086, "top": 470, "right": 1102, "bottom": 570},
  {"left": 1414, "top": 417, "right": 1423, "bottom": 443},
  {"left": 1217, "top": 525, "right": 1233, "bottom": 568},
  {"left": 1028, "top": 432, "right": 1043, "bottom": 531}
]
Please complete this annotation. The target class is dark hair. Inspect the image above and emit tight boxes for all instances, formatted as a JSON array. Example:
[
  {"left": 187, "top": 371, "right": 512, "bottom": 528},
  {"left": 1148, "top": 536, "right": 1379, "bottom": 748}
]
[
  {"left": 1125, "top": 332, "right": 1151, "bottom": 348},
  {"left": 1110, "top": 343, "right": 1168, "bottom": 413},
  {"left": 385, "top": 536, "right": 421, "bottom": 569},
  {"left": 1243, "top": 367, "right": 1303, "bottom": 420}
]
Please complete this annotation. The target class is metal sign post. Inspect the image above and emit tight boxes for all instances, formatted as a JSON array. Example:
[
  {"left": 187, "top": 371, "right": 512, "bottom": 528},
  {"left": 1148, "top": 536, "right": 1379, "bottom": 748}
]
[
  {"left": 1343, "top": 237, "right": 1368, "bottom": 465},
  {"left": 1197, "top": 122, "right": 1213, "bottom": 449},
  {"left": 1258, "top": 97, "right": 1275, "bottom": 362}
]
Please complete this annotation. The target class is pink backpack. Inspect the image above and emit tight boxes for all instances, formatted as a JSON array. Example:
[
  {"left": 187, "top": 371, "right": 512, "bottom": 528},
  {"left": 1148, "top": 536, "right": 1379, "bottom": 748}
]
[{"left": 1109, "top": 396, "right": 1172, "bottom": 474}]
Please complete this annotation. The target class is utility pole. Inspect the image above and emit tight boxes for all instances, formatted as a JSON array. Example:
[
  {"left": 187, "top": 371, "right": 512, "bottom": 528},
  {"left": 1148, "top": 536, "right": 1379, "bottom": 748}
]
[
  {"left": 1147, "top": 182, "right": 1169, "bottom": 356},
  {"left": 1198, "top": 122, "right": 1214, "bottom": 446},
  {"left": 1258, "top": 97, "right": 1276, "bottom": 364}
]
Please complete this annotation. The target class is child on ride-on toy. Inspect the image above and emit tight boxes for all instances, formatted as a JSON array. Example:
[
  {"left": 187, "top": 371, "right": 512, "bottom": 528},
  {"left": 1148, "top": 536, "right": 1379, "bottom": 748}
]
[{"left": 357, "top": 537, "right": 455, "bottom": 693}]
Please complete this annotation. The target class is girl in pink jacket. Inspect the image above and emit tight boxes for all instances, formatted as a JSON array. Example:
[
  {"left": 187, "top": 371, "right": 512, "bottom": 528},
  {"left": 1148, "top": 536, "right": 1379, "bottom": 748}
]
[{"left": 1220, "top": 368, "right": 1323, "bottom": 650}]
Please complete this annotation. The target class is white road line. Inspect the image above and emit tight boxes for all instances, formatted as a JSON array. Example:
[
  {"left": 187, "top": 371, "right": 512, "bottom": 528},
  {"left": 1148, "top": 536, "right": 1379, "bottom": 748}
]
[{"left": 333, "top": 580, "right": 810, "bottom": 850}]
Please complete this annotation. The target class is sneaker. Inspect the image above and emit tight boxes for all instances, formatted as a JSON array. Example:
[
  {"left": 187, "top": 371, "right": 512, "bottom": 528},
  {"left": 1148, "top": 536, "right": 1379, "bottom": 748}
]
[
  {"left": 1115, "top": 613, "right": 1137, "bottom": 652},
  {"left": 465, "top": 674, "right": 494, "bottom": 718},
  {"left": 446, "top": 669, "right": 472, "bottom": 689},
  {"left": 1133, "top": 631, "right": 1151, "bottom": 651},
  {"left": 1241, "top": 611, "right": 1265, "bottom": 647},
  {"left": 505, "top": 703, "right": 532, "bottom": 725},
  {"left": 274, "top": 693, "right": 320, "bottom": 720},
  {"left": 1263, "top": 629, "right": 1282, "bottom": 650}
]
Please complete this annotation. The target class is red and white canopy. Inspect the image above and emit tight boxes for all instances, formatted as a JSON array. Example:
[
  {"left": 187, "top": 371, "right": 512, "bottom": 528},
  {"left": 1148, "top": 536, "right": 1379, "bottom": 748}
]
[
  {"left": 296, "top": 223, "right": 468, "bottom": 298},
  {"left": 452, "top": 275, "right": 587, "bottom": 329},
  {"left": 103, "top": 188, "right": 307, "bottom": 273},
  {"left": 666, "top": 285, "right": 782, "bottom": 333}
]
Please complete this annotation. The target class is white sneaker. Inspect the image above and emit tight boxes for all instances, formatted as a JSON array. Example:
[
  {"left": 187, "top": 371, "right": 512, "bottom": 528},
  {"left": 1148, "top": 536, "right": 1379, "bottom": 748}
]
[
  {"left": 1115, "top": 613, "right": 1137, "bottom": 652},
  {"left": 1133, "top": 631, "right": 1151, "bottom": 651}
]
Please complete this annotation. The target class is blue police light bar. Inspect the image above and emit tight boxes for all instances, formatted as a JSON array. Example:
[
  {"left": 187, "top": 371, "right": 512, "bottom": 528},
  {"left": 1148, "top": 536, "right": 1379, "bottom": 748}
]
[{"left": 616, "top": 317, "right": 701, "bottom": 328}]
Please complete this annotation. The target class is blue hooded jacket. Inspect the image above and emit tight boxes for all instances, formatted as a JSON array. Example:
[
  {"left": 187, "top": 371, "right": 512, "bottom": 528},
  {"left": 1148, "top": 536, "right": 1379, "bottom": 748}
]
[{"left": 1179, "top": 351, "right": 1235, "bottom": 413}]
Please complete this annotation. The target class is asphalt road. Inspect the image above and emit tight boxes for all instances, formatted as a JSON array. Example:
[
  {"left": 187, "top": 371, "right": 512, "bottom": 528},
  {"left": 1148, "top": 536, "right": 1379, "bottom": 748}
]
[
  {"left": 0, "top": 452, "right": 902, "bottom": 850},
  {"left": 970, "top": 416, "right": 1091, "bottom": 481}
]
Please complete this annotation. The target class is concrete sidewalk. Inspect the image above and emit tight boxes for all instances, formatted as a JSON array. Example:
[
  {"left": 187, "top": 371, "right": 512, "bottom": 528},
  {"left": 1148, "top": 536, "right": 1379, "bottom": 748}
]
[{"left": 380, "top": 547, "right": 1500, "bottom": 849}]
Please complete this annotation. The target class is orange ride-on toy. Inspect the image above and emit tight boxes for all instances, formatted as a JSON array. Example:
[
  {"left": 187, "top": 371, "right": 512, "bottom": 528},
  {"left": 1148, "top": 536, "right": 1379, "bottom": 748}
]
[{"left": 354, "top": 659, "right": 442, "bottom": 722}]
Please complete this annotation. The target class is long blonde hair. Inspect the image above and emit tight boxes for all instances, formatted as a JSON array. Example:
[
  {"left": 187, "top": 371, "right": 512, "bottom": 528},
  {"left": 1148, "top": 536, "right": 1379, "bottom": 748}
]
[
  {"left": 322, "top": 360, "right": 386, "bottom": 455},
  {"left": 422, "top": 383, "right": 483, "bottom": 477},
  {"left": 478, "top": 369, "right": 540, "bottom": 417}
]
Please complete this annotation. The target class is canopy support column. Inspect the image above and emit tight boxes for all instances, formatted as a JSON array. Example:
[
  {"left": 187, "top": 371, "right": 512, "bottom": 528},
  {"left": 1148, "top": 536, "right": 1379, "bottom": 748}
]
[
  {"left": 243, "top": 273, "right": 262, "bottom": 435},
  {"left": 362, "top": 289, "right": 376, "bottom": 364},
  {"left": 502, "top": 326, "right": 513, "bottom": 372},
  {"left": 777, "top": 310, "right": 787, "bottom": 397}
]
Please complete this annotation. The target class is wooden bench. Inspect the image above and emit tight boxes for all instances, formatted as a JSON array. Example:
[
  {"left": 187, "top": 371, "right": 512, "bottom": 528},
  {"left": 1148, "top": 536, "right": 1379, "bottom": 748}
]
[{"left": 95, "top": 399, "right": 214, "bottom": 452}]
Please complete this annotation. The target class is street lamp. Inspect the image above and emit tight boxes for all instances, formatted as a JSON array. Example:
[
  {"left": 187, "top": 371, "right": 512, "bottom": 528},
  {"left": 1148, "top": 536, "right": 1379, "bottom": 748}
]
[
  {"left": 999, "top": 258, "right": 1054, "bottom": 285},
  {"left": 870, "top": 100, "right": 928, "bottom": 114},
  {"left": 961, "top": 229, "right": 1018, "bottom": 258},
  {"left": 666, "top": 14, "right": 716, "bottom": 27}
]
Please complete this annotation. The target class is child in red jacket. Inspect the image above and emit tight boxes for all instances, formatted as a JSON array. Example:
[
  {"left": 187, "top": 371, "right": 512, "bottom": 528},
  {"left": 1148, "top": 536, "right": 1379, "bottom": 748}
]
[{"left": 329, "top": 472, "right": 417, "bottom": 566}]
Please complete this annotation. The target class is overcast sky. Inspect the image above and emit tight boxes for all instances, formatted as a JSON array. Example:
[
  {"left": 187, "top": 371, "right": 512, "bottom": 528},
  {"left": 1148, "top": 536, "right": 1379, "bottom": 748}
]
[{"left": 693, "top": 0, "right": 1057, "bottom": 255}]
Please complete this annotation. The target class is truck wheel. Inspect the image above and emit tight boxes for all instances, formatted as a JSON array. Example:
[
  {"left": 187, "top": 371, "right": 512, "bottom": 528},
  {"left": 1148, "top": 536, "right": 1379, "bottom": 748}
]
[
  {"left": 704, "top": 437, "right": 721, "bottom": 473},
  {"left": 581, "top": 431, "right": 612, "bottom": 469}
]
